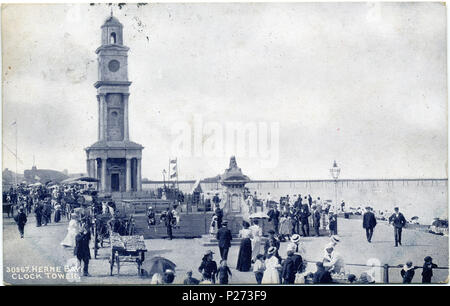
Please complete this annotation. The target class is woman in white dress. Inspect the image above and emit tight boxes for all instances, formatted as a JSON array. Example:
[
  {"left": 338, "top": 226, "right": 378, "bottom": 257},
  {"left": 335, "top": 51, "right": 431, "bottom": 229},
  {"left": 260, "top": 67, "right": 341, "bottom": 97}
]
[
  {"left": 61, "top": 213, "right": 80, "bottom": 248},
  {"left": 262, "top": 247, "right": 281, "bottom": 284},
  {"left": 249, "top": 219, "right": 262, "bottom": 262}
]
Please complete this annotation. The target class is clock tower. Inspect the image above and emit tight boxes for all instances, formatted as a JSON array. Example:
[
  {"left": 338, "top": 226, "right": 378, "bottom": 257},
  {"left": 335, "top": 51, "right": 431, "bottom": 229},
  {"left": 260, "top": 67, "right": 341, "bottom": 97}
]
[{"left": 85, "top": 14, "right": 144, "bottom": 193}]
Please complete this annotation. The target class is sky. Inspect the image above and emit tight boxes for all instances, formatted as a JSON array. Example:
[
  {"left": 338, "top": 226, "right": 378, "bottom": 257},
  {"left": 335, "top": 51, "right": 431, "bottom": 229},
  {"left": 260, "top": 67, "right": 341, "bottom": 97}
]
[{"left": 1, "top": 2, "right": 447, "bottom": 180}]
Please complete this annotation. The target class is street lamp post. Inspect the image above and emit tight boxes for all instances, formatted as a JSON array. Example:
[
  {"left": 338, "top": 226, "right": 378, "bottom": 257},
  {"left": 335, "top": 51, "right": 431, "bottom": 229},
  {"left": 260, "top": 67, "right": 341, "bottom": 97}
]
[
  {"left": 329, "top": 161, "right": 341, "bottom": 208},
  {"left": 163, "top": 169, "right": 167, "bottom": 189}
]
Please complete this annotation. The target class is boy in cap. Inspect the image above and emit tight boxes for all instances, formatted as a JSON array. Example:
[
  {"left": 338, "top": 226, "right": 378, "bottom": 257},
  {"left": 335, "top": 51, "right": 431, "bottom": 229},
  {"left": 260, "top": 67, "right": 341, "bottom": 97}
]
[{"left": 421, "top": 256, "right": 438, "bottom": 283}]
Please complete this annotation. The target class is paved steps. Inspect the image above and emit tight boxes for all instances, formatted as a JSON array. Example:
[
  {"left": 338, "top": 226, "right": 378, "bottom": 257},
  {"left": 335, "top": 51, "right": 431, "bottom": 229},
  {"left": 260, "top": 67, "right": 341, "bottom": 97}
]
[{"left": 133, "top": 213, "right": 214, "bottom": 239}]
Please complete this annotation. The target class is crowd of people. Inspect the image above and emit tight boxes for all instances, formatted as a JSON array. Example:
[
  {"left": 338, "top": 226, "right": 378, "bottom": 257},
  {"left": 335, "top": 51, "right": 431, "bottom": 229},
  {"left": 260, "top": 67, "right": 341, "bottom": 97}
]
[
  {"left": 4, "top": 183, "right": 130, "bottom": 277},
  {"left": 195, "top": 192, "right": 441, "bottom": 284},
  {"left": 3, "top": 185, "right": 443, "bottom": 284}
]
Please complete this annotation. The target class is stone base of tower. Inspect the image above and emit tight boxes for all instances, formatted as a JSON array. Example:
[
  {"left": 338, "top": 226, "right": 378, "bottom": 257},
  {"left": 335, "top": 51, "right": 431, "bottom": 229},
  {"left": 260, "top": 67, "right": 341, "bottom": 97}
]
[{"left": 85, "top": 140, "right": 143, "bottom": 193}]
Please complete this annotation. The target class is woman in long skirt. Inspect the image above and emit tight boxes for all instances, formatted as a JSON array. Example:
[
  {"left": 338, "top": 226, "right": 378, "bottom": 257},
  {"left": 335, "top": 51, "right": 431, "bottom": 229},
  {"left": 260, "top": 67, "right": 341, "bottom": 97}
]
[
  {"left": 61, "top": 213, "right": 80, "bottom": 248},
  {"left": 262, "top": 247, "right": 282, "bottom": 284},
  {"left": 249, "top": 219, "right": 262, "bottom": 263},
  {"left": 236, "top": 221, "right": 253, "bottom": 272},
  {"left": 54, "top": 204, "right": 62, "bottom": 223},
  {"left": 278, "top": 212, "right": 292, "bottom": 241}
]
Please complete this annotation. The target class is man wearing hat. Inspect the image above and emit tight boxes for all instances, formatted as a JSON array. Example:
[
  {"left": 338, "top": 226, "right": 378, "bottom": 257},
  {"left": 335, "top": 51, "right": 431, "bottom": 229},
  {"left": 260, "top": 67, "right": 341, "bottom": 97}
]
[
  {"left": 288, "top": 234, "right": 307, "bottom": 258},
  {"left": 216, "top": 220, "right": 232, "bottom": 260},
  {"left": 323, "top": 243, "right": 345, "bottom": 274},
  {"left": 267, "top": 204, "right": 280, "bottom": 235},
  {"left": 363, "top": 206, "right": 377, "bottom": 243},
  {"left": 14, "top": 207, "right": 27, "bottom": 238},
  {"left": 264, "top": 230, "right": 281, "bottom": 262},
  {"left": 74, "top": 226, "right": 91, "bottom": 277},
  {"left": 281, "top": 249, "right": 298, "bottom": 284},
  {"left": 388, "top": 207, "right": 407, "bottom": 247}
]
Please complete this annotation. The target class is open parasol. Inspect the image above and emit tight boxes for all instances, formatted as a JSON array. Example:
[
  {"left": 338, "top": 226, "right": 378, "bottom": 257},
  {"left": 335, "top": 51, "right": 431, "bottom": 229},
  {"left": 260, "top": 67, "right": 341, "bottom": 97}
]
[
  {"left": 143, "top": 256, "right": 176, "bottom": 277},
  {"left": 61, "top": 176, "right": 99, "bottom": 184},
  {"left": 249, "top": 211, "right": 270, "bottom": 219}
]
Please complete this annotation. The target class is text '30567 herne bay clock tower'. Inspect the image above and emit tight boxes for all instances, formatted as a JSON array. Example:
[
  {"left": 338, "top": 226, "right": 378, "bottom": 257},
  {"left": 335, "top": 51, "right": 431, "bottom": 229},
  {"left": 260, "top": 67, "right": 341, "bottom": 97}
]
[{"left": 85, "top": 14, "right": 144, "bottom": 193}]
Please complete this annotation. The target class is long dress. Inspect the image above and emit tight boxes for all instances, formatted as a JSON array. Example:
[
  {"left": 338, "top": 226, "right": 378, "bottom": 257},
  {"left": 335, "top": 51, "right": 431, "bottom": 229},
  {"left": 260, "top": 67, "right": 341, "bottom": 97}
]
[
  {"left": 249, "top": 224, "right": 262, "bottom": 262},
  {"left": 279, "top": 216, "right": 291, "bottom": 236},
  {"left": 61, "top": 219, "right": 80, "bottom": 247},
  {"left": 262, "top": 255, "right": 281, "bottom": 284},
  {"left": 236, "top": 228, "right": 253, "bottom": 272},
  {"left": 54, "top": 205, "right": 61, "bottom": 223}
]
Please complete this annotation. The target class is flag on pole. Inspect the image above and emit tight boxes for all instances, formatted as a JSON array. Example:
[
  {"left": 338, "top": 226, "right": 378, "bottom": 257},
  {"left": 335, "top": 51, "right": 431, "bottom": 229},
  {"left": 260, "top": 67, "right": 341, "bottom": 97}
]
[{"left": 168, "top": 158, "right": 178, "bottom": 182}]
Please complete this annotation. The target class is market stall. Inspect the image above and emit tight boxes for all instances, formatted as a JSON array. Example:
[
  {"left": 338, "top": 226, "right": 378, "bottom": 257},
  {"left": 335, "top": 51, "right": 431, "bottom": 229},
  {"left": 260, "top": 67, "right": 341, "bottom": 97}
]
[{"left": 109, "top": 233, "right": 147, "bottom": 276}]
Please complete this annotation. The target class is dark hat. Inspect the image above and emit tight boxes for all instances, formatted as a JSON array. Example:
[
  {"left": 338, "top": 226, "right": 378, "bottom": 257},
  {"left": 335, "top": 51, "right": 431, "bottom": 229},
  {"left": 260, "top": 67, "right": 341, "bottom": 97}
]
[
  {"left": 204, "top": 250, "right": 214, "bottom": 256},
  {"left": 424, "top": 256, "right": 433, "bottom": 262},
  {"left": 222, "top": 220, "right": 228, "bottom": 225}
]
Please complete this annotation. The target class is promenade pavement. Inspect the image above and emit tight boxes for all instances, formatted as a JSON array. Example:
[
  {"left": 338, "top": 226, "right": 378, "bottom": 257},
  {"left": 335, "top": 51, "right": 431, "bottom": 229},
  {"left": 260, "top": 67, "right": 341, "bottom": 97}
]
[{"left": 3, "top": 214, "right": 448, "bottom": 284}]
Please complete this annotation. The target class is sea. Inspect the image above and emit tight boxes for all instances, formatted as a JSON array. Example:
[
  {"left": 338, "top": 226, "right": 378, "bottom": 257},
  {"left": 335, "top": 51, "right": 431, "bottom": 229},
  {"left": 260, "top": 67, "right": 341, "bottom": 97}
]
[{"left": 143, "top": 179, "right": 448, "bottom": 225}]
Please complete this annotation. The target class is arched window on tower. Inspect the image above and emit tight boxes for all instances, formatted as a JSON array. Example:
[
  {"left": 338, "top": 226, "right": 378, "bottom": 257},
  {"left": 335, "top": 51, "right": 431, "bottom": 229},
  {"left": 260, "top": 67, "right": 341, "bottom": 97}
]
[{"left": 110, "top": 32, "right": 117, "bottom": 44}]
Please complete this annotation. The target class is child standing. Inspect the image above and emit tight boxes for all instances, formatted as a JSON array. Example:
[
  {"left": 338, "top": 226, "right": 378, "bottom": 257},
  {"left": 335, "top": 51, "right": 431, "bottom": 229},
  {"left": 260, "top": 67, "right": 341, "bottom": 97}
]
[
  {"left": 210, "top": 215, "right": 218, "bottom": 236},
  {"left": 400, "top": 261, "right": 417, "bottom": 283},
  {"left": 422, "top": 256, "right": 438, "bottom": 283},
  {"left": 216, "top": 260, "right": 232, "bottom": 284},
  {"left": 253, "top": 254, "right": 266, "bottom": 284}
]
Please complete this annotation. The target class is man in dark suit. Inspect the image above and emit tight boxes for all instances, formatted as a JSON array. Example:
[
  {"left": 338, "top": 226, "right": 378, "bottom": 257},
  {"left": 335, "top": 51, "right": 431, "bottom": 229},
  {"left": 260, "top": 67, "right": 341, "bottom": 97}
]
[
  {"left": 216, "top": 220, "right": 232, "bottom": 260},
  {"left": 299, "top": 204, "right": 311, "bottom": 237},
  {"left": 14, "top": 207, "right": 27, "bottom": 238},
  {"left": 388, "top": 207, "right": 407, "bottom": 247},
  {"left": 281, "top": 250, "right": 298, "bottom": 284},
  {"left": 312, "top": 205, "right": 321, "bottom": 236},
  {"left": 160, "top": 208, "right": 174, "bottom": 240},
  {"left": 362, "top": 207, "right": 377, "bottom": 242},
  {"left": 74, "top": 227, "right": 91, "bottom": 276},
  {"left": 267, "top": 204, "right": 280, "bottom": 235}
]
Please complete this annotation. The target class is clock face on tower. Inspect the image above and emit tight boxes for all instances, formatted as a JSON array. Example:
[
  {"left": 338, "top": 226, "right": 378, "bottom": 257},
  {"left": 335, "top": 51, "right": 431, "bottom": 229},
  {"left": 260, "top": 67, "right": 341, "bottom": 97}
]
[{"left": 108, "top": 59, "right": 120, "bottom": 72}]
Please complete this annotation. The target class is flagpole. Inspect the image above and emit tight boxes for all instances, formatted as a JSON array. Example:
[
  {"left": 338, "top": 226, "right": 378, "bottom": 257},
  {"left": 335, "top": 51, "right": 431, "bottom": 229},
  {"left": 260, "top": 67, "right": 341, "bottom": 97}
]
[
  {"left": 15, "top": 119, "right": 18, "bottom": 186},
  {"left": 168, "top": 158, "right": 170, "bottom": 190},
  {"left": 176, "top": 158, "right": 179, "bottom": 192}
]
